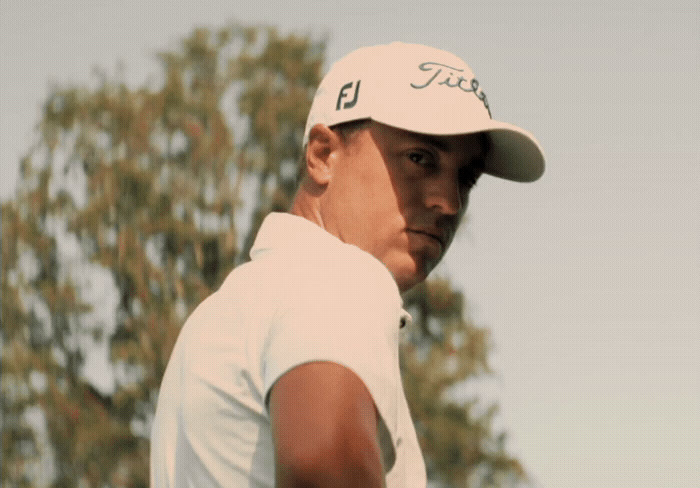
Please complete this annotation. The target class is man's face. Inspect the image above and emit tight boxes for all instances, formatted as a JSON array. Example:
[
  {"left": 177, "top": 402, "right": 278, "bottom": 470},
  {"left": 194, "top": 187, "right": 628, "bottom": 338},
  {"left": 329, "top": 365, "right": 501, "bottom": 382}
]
[{"left": 320, "top": 121, "right": 487, "bottom": 292}]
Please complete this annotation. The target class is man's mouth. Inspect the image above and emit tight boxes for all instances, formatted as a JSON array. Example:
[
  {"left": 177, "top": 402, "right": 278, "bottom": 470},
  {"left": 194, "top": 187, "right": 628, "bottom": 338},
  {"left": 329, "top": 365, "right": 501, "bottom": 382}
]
[{"left": 408, "top": 229, "right": 446, "bottom": 250}]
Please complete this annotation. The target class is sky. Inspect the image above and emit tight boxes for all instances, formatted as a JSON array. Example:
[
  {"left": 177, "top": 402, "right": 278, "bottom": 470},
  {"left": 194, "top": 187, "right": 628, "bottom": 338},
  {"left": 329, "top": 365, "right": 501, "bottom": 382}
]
[{"left": 1, "top": 1, "right": 699, "bottom": 487}]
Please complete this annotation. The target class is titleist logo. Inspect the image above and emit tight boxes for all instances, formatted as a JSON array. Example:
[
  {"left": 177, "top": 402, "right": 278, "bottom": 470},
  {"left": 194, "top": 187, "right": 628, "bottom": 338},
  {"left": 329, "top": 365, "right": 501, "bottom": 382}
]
[{"left": 410, "top": 62, "right": 491, "bottom": 117}]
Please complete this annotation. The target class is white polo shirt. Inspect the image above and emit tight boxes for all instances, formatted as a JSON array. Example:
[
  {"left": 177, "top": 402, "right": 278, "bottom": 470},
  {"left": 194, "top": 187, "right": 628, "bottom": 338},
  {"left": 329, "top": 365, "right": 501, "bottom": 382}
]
[{"left": 150, "top": 212, "right": 427, "bottom": 487}]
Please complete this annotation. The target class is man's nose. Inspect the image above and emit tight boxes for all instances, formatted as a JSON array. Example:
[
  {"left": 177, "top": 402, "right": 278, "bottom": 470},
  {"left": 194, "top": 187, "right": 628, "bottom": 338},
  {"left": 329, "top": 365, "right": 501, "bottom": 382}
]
[{"left": 424, "top": 175, "right": 463, "bottom": 216}]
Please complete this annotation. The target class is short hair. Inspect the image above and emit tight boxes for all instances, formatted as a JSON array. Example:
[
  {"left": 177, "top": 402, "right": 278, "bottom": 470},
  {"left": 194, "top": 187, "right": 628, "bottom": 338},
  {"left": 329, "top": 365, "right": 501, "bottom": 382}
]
[{"left": 330, "top": 118, "right": 372, "bottom": 142}]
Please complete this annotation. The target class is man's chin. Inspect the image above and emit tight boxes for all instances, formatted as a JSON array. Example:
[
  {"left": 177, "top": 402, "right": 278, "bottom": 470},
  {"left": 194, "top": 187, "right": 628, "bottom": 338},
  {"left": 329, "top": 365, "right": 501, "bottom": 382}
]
[
  {"left": 382, "top": 250, "right": 438, "bottom": 292},
  {"left": 393, "top": 261, "right": 432, "bottom": 293}
]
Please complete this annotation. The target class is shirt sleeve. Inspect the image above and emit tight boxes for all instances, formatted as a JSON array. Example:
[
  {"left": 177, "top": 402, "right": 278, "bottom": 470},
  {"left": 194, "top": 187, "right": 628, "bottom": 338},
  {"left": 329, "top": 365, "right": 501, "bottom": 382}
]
[{"left": 261, "top": 247, "right": 403, "bottom": 454}]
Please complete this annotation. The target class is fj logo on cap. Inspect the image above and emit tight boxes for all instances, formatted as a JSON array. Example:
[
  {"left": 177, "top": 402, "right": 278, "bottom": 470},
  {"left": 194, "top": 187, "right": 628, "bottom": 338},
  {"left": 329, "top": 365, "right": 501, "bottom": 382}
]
[
  {"left": 411, "top": 62, "right": 491, "bottom": 117},
  {"left": 336, "top": 80, "right": 361, "bottom": 110}
]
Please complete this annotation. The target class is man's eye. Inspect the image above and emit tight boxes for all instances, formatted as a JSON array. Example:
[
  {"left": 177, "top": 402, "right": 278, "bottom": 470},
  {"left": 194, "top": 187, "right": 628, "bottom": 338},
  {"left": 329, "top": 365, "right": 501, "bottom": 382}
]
[{"left": 408, "top": 151, "right": 433, "bottom": 167}]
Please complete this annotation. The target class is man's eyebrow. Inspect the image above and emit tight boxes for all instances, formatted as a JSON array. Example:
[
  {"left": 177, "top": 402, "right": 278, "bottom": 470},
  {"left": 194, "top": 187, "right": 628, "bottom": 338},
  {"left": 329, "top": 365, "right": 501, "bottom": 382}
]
[
  {"left": 410, "top": 133, "right": 451, "bottom": 152},
  {"left": 410, "top": 132, "right": 489, "bottom": 162}
]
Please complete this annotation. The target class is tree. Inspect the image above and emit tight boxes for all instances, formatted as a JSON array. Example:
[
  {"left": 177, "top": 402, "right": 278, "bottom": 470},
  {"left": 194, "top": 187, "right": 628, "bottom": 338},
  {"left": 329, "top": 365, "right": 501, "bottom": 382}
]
[
  {"left": 402, "top": 279, "right": 528, "bottom": 487},
  {"left": 1, "top": 24, "right": 528, "bottom": 487}
]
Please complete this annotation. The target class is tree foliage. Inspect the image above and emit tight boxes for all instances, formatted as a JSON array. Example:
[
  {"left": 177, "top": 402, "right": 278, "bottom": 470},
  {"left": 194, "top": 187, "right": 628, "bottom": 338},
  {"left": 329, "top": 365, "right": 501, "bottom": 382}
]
[{"left": 1, "top": 24, "right": 527, "bottom": 488}]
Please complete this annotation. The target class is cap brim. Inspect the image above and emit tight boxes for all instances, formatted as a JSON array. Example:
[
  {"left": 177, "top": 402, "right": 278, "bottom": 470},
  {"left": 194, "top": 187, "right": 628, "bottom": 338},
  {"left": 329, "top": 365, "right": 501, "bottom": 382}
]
[
  {"left": 481, "top": 121, "right": 545, "bottom": 182},
  {"left": 371, "top": 115, "right": 546, "bottom": 183}
]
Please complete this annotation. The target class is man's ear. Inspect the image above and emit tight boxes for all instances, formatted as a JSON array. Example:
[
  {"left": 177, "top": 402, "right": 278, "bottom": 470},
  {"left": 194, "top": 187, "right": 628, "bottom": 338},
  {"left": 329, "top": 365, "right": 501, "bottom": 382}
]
[{"left": 305, "top": 124, "right": 341, "bottom": 186}]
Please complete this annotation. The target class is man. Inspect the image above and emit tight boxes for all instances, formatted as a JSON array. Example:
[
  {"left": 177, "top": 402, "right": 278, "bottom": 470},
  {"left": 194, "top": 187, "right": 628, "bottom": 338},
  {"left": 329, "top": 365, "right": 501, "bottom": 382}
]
[{"left": 150, "top": 42, "right": 544, "bottom": 487}]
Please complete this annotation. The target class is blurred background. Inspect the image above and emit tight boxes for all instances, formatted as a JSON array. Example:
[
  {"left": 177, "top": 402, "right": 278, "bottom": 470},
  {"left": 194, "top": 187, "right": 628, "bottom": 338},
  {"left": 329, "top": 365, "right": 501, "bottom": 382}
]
[{"left": 1, "top": 1, "right": 698, "bottom": 487}]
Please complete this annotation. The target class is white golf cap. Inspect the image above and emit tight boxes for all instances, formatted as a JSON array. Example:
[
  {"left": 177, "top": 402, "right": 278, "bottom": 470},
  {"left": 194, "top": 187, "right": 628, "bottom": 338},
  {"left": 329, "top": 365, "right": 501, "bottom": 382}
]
[{"left": 303, "top": 42, "right": 545, "bottom": 182}]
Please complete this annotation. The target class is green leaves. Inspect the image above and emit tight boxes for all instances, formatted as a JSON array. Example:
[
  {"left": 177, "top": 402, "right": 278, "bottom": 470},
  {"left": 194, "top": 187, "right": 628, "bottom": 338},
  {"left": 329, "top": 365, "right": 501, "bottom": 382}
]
[{"left": 401, "top": 278, "right": 526, "bottom": 486}]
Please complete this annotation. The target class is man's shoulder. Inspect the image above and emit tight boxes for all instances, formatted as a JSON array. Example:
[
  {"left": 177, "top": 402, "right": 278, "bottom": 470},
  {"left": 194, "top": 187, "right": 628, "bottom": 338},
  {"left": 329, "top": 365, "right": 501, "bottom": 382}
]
[
  {"left": 250, "top": 224, "right": 393, "bottom": 287},
  {"left": 332, "top": 242, "right": 397, "bottom": 289},
  {"left": 287, "top": 239, "right": 397, "bottom": 296}
]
